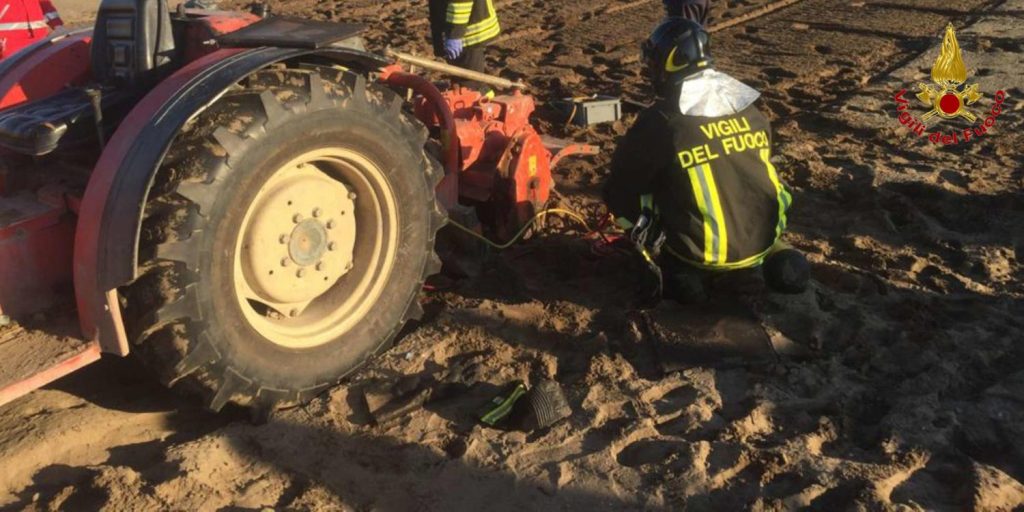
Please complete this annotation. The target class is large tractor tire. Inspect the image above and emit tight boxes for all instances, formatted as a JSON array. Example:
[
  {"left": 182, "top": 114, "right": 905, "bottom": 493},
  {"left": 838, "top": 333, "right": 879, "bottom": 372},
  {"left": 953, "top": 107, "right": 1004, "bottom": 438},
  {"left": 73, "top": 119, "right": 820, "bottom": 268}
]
[{"left": 123, "top": 65, "right": 445, "bottom": 411}]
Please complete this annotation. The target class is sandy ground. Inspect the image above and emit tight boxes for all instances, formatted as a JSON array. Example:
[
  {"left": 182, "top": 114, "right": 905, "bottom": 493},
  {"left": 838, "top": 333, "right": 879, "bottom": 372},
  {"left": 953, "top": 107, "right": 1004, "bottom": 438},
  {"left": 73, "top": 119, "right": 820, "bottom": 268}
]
[
  {"left": 3, "top": 0, "right": 1023, "bottom": 510},
  {"left": 49, "top": 0, "right": 96, "bottom": 27}
]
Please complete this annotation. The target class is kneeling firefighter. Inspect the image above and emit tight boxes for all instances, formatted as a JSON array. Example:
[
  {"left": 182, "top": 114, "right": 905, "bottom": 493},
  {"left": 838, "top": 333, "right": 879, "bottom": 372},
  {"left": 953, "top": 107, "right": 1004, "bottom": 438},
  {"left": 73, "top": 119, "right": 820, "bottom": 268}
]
[{"left": 603, "top": 18, "right": 809, "bottom": 303}]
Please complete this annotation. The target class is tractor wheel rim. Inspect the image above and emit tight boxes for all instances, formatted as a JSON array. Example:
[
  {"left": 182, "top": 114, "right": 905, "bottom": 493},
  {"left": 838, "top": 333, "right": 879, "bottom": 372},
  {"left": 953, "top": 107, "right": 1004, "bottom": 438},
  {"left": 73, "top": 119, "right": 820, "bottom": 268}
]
[{"left": 233, "top": 147, "right": 398, "bottom": 349}]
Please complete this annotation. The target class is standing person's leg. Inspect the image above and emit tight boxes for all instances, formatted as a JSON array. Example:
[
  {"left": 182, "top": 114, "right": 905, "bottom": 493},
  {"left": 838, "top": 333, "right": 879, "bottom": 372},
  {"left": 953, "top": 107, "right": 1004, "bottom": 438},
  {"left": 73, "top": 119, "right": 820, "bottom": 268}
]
[
  {"left": 452, "top": 43, "right": 486, "bottom": 73},
  {"left": 428, "top": 1, "right": 447, "bottom": 58},
  {"left": 449, "top": 44, "right": 490, "bottom": 92}
]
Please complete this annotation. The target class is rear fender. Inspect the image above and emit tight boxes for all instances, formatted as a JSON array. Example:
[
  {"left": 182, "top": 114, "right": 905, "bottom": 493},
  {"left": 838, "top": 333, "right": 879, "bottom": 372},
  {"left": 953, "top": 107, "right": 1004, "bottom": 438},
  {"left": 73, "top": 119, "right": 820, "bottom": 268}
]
[{"left": 74, "top": 45, "right": 389, "bottom": 355}]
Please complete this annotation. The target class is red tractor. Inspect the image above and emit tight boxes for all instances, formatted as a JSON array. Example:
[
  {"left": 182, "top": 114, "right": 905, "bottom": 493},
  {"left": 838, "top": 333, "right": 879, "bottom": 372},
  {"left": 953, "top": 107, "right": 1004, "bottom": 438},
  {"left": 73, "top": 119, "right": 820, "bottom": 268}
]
[{"left": 0, "top": 1, "right": 593, "bottom": 411}]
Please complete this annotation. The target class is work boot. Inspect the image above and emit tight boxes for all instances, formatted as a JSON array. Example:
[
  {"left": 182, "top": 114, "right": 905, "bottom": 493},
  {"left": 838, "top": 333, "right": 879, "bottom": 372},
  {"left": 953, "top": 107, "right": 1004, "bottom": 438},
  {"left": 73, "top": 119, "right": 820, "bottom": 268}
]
[
  {"left": 762, "top": 248, "right": 810, "bottom": 294},
  {"left": 661, "top": 259, "right": 709, "bottom": 304}
]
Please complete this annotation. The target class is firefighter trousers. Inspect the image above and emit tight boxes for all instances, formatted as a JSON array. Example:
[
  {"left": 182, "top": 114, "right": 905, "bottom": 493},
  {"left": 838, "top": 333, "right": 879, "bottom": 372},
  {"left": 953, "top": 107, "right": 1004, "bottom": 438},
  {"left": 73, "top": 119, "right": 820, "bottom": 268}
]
[
  {"left": 447, "top": 44, "right": 490, "bottom": 92},
  {"left": 658, "top": 240, "right": 800, "bottom": 303}
]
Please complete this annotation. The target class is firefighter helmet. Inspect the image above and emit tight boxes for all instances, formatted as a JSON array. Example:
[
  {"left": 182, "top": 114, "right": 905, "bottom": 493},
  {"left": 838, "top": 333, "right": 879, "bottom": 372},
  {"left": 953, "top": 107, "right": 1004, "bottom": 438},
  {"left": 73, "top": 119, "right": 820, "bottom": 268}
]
[{"left": 642, "top": 17, "right": 712, "bottom": 94}]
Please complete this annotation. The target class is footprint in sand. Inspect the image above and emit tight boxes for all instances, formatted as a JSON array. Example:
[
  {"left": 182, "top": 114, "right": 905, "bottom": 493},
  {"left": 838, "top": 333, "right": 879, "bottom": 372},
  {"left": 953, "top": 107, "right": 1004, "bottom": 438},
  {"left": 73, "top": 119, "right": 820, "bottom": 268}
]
[
  {"left": 762, "top": 66, "right": 800, "bottom": 80},
  {"left": 616, "top": 438, "right": 687, "bottom": 467}
]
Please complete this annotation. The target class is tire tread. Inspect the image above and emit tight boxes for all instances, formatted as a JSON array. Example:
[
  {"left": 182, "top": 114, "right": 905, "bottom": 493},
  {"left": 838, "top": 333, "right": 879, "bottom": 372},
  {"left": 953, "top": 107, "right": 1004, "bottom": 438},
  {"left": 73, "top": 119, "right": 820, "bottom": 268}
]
[{"left": 124, "top": 65, "right": 445, "bottom": 411}]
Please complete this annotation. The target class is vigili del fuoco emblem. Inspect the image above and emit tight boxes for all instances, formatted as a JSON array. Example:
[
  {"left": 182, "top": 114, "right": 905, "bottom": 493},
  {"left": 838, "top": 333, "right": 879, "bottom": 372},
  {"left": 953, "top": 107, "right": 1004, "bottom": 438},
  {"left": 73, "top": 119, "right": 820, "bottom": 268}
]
[
  {"left": 892, "top": 23, "right": 1007, "bottom": 145},
  {"left": 916, "top": 23, "right": 982, "bottom": 122}
]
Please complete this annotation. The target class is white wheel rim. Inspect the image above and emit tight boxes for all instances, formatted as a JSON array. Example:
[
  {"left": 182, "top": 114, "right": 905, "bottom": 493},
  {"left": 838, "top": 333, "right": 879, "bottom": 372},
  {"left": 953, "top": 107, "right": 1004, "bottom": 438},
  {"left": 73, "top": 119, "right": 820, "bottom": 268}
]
[{"left": 233, "top": 147, "right": 399, "bottom": 349}]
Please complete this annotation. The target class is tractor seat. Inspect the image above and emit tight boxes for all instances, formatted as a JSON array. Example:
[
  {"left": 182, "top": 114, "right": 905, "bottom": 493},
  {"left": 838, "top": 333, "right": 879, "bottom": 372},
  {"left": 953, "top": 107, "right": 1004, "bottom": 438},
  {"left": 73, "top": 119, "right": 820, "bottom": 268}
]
[
  {"left": 0, "top": 88, "right": 115, "bottom": 156},
  {"left": 0, "top": 0, "right": 178, "bottom": 157}
]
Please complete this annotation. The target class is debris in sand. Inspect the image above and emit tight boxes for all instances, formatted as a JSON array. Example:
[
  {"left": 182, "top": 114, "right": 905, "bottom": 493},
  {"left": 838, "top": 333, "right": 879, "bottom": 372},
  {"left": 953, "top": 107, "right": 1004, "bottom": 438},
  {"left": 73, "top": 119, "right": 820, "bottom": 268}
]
[
  {"left": 363, "top": 375, "right": 436, "bottom": 426},
  {"left": 553, "top": 96, "right": 623, "bottom": 127},
  {"left": 641, "top": 302, "right": 777, "bottom": 372},
  {"left": 479, "top": 379, "right": 572, "bottom": 431},
  {"left": 479, "top": 381, "right": 528, "bottom": 426},
  {"left": 520, "top": 379, "right": 573, "bottom": 431}
]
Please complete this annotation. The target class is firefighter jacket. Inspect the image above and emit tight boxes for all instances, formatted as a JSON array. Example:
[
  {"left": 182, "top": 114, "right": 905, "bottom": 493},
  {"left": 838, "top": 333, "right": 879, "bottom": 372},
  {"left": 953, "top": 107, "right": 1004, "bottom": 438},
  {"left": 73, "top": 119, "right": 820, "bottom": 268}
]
[
  {"left": 603, "top": 98, "right": 792, "bottom": 270},
  {"left": 429, "top": 0, "right": 500, "bottom": 48},
  {"left": 0, "top": 0, "right": 62, "bottom": 59}
]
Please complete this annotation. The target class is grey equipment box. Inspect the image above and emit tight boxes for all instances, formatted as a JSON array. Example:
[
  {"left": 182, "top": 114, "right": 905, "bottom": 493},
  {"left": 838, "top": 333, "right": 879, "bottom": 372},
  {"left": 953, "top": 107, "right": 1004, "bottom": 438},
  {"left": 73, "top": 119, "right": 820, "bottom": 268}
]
[{"left": 562, "top": 96, "right": 622, "bottom": 126}]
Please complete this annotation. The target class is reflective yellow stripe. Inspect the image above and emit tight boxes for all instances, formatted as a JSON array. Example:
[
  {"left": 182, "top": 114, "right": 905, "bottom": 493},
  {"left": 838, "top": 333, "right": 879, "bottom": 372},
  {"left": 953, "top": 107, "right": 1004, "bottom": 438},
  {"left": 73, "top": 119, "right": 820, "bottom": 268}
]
[
  {"left": 464, "top": 18, "right": 500, "bottom": 45},
  {"left": 463, "top": 0, "right": 500, "bottom": 45},
  {"left": 447, "top": 12, "right": 471, "bottom": 23},
  {"left": 760, "top": 148, "right": 791, "bottom": 239},
  {"left": 666, "top": 244, "right": 771, "bottom": 271},
  {"left": 465, "top": 17, "right": 498, "bottom": 36},
  {"left": 617, "top": 194, "right": 655, "bottom": 231},
  {"left": 669, "top": 153, "right": 789, "bottom": 271},
  {"left": 640, "top": 194, "right": 653, "bottom": 211},
  {"left": 464, "top": 21, "right": 500, "bottom": 45},
  {"left": 685, "top": 164, "right": 716, "bottom": 264},
  {"left": 639, "top": 246, "right": 657, "bottom": 265},
  {"left": 702, "top": 164, "right": 728, "bottom": 264},
  {"left": 446, "top": 2, "right": 473, "bottom": 24}
]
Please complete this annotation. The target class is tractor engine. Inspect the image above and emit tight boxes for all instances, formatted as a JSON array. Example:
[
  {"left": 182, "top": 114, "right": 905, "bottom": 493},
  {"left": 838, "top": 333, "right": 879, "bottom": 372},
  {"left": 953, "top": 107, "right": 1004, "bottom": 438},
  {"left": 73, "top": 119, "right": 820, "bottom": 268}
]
[{"left": 413, "top": 87, "right": 554, "bottom": 241}]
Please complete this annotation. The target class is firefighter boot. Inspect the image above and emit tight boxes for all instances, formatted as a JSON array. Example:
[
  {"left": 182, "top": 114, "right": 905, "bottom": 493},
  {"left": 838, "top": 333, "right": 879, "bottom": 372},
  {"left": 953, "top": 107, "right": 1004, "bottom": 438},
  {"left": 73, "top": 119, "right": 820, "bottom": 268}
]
[{"left": 762, "top": 248, "right": 809, "bottom": 294}]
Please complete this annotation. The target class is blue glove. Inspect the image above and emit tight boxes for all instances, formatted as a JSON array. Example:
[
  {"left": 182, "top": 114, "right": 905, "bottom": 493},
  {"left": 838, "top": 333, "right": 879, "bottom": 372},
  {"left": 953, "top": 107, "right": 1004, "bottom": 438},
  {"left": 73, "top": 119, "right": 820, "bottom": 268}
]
[{"left": 444, "top": 38, "right": 464, "bottom": 60}]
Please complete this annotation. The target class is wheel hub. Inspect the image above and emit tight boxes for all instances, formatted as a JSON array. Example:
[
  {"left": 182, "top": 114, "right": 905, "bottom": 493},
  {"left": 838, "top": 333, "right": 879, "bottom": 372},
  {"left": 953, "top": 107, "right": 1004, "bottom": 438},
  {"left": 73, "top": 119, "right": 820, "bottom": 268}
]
[
  {"left": 289, "top": 219, "right": 329, "bottom": 267},
  {"left": 232, "top": 147, "right": 398, "bottom": 350},
  {"left": 240, "top": 165, "right": 356, "bottom": 306}
]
